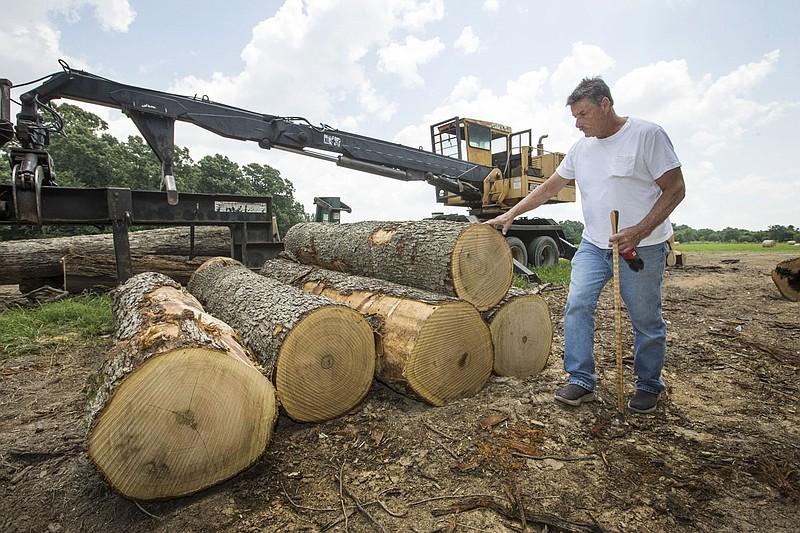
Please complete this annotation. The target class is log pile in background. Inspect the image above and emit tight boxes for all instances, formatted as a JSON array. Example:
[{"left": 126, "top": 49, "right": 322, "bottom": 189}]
[
  {"left": 772, "top": 256, "right": 800, "bottom": 302},
  {"left": 666, "top": 236, "right": 685, "bottom": 267},
  {"left": 86, "top": 272, "right": 277, "bottom": 501},
  {"left": 62, "top": 253, "right": 210, "bottom": 292},
  {"left": 0, "top": 226, "right": 231, "bottom": 291},
  {"left": 188, "top": 257, "right": 376, "bottom": 422},
  {"left": 261, "top": 258, "right": 494, "bottom": 406},
  {"left": 282, "top": 220, "right": 513, "bottom": 311},
  {"left": 482, "top": 286, "right": 553, "bottom": 377}
]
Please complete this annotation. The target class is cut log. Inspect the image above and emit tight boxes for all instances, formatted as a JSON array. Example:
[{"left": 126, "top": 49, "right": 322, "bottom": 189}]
[
  {"left": 86, "top": 272, "right": 277, "bottom": 501},
  {"left": 666, "top": 236, "right": 677, "bottom": 267},
  {"left": 482, "top": 287, "right": 552, "bottom": 377},
  {"left": 188, "top": 257, "right": 376, "bottom": 422},
  {"left": 772, "top": 256, "right": 800, "bottom": 302},
  {"left": 282, "top": 220, "right": 513, "bottom": 311},
  {"left": 261, "top": 258, "right": 493, "bottom": 406},
  {"left": 62, "top": 253, "right": 216, "bottom": 293},
  {"left": 0, "top": 226, "right": 231, "bottom": 287}
]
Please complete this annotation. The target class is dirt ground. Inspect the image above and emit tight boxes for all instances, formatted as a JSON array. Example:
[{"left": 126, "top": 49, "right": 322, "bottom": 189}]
[{"left": 1, "top": 252, "right": 798, "bottom": 533}]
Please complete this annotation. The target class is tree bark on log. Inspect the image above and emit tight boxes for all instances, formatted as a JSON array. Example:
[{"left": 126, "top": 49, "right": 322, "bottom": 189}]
[
  {"left": 772, "top": 256, "right": 800, "bottom": 302},
  {"left": 86, "top": 272, "right": 277, "bottom": 501},
  {"left": 482, "top": 287, "right": 553, "bottom": 377},
  {"left": 282, "top": 220, "right": 513, "bottom": 311},
  {"left": 188, "top": 257, "right": 376, "bottom": 422},
  {"left": 0, "top": 226, "right": 231, "bottom": 287},
  {"left": 62, "top": 253, "right": 217, "bottom": 293},
  {"left": 261, "top": 258, "right": 494, "bottom": 406}
]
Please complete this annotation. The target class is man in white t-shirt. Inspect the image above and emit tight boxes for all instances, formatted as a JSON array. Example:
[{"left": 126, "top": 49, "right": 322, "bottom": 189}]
[{"left": 486, "top": 77, "right": 685, "bottom": 414}]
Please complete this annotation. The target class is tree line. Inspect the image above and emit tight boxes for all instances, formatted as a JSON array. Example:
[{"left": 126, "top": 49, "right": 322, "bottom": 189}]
[
  {"left": 556, "top": 220, "right": 799, "bottom": 245},
  {"left": 0, "top": 103, "right": 309, "bottom": 239}
]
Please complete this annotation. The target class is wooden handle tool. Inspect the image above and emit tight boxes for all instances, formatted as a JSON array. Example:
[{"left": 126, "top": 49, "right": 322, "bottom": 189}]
[{"left": 610, "top": 210, "right": 625, "bottom": 421}]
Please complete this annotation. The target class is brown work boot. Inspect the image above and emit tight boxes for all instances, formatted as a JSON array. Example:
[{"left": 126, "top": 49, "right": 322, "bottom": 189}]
[{"left": 554, "top": 384, "right": 595, "bottom": 406}]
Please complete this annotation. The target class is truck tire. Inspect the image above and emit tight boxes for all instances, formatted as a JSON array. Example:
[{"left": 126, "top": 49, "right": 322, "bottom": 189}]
[
  {"left": 506, "top": 236, "right": 528, "bottom": 267},
  {"left": 528, "top": 236, "right": 559, "bottom": 267}
]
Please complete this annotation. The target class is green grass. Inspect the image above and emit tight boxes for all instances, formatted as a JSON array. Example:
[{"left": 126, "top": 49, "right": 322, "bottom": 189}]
[
  {"left": 674, "top": 242, "right": 799, "bottom": 253},
  {"left": 514, "top": 259, "right": 572, "bottom": 288},
  {"left": 0, "top": 293, "right": 113, "bottom": 359}
]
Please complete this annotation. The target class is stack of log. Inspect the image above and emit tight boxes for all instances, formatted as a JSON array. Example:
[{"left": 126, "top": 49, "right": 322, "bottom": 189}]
[
  {"left": 85, "top": 219, "right": 556, "bottom": 500},
  {"left": 260, "top": 258, "right": 494, "bottom": 405},
  {"left": 279, "top": 220, "right": 552, "bottom": 379}
]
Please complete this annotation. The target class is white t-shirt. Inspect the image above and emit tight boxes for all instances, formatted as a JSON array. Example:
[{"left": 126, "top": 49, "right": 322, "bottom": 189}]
[{"left": 556, "top": 117, "right": 681, "bottom": 249}]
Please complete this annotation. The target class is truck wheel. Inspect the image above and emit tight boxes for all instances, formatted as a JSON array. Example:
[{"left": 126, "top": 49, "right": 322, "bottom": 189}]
[
  {"left": 528, "top": 236, "right": 559, "bottom": 267},
  {"left": 506, "top": 236, "right": 528, "bottom": 267}
]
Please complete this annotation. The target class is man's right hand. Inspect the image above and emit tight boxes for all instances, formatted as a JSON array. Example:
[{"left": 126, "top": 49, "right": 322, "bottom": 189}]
[{"left": 483, "top": 213, "right": 514, "bottom": 235}]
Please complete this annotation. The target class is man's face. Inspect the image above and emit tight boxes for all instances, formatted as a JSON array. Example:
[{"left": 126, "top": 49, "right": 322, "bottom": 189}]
[{"left": 570, "top": 97, "right": 608, "bottom": 138}]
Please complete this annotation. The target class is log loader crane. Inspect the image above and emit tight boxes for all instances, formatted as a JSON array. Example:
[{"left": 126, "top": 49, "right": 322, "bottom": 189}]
[{"left": 0, "top": 62, "right": 576, "bottom": 281}]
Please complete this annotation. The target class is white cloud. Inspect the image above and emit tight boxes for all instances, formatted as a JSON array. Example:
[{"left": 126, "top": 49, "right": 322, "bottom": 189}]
[
  {"left": 454, "top": 26, "right": 480, "bottom": 54},
  {"left": 0, "top": 1, "right": 134, "bottom": 82},
  {"left": 358, "top": 81, "right": 398, "bottom": 122},
  {"left": 677, "top": 159, "right": 800, "bottom": 230},
  {"left": 377, "top": 36, "right": 446, "bottom": 87},
  {"left": 483, "top": 0, "right": 501, "bottom": 12},
  {"left": 90, "top": 0, "right": 136, "bottom": 32},
  {"left": 549, "top": 41, "right": 617, "bottom": 98},
  {"left": 173, "top": 0, "right": 445, "bottom": 123},
  {"left": 614, "top": 49, "right": 785, "bottom": 156},
  {"left": 400, "top": 0, "right": 445, "bottom": 31}
]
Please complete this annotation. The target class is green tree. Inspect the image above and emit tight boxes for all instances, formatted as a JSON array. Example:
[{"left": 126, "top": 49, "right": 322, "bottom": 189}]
[
  {"left": 672, "top": 224, "right": 698, "bottom": 243},
  {"left": 719, "top": 227, "right": 742, "bottom": 243},
  {"left": 111, "top": 135, "right": 162, "bottom": 191},
  {"left": 558, "top": 220, "right": 584, "bottom": 244},
  {"left": 242, "top": 163, "right": 309, "bottom": 234},
  {"left": 767, "top": 224, "right": 798, "bottom": 242},
  {"left": 190, "top": 154, "right": 247, "bottom": 194},
  {"left": 45, "top": 103, "right": 122, "bottom": 187}
]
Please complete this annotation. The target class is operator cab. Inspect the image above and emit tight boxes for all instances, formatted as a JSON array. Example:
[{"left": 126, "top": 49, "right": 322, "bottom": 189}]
[{"left": 429, "top": 117, "right": 575, "bottom": 212}]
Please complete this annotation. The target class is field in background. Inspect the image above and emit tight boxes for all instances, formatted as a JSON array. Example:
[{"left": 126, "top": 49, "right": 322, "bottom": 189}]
[{"left": 675, "top": 242, "right": 799, "bottom": 253}]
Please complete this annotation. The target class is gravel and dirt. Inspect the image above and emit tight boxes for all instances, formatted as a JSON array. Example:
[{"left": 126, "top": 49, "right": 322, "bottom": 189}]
[{"left": 1, "top": 251, "right": 798, "bottom": 532}]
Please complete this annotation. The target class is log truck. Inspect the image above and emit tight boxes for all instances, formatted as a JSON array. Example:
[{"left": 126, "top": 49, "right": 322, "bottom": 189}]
[{"left": 0, "top": 62, "right": 576, "bottom": 281}]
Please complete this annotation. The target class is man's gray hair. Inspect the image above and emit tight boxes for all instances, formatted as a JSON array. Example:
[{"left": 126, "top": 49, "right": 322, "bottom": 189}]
[{"left": 566, "top": 77, "right": 614, "bottom": 107}]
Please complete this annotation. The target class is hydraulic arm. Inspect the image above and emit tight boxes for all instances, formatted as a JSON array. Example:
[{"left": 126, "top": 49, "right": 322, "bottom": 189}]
[{"left": 1, "top": 62, "right": 490, "bottom": 207}]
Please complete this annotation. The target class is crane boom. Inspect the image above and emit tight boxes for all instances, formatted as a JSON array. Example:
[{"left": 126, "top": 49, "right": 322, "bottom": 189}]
[{"left": 3, "top": 63, "right": 488, "bottom": 205}]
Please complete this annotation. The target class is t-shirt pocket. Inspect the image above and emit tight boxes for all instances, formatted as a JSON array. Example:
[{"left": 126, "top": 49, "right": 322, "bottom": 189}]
[{"left": 611, "top": 155, "right": 635, "bottom": 178}]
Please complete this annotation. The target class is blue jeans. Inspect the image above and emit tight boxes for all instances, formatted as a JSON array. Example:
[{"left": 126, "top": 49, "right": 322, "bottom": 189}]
[{"left": 563, "top": 240, "right": 669, "bottom": 394}]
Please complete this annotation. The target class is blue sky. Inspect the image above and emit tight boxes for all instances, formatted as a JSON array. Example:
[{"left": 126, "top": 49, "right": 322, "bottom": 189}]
[{"left": 2, "top": 0, "right": 798, "bottom": 230}]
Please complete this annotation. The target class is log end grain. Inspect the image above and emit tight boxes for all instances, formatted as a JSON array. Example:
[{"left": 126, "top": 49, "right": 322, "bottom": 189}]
[
  {"left": 771, "top": 256, "right": 800, "bottom": 302},
  {"left": 487, "top": 293, "right": 552, "bottom": 377},
  {"left": 87, "top": 347, "right": 277, "bottom": 501},
  {"left": 275, "top": 306, "right": 376, "bottom": 422},
  {"left": 451, "top": 224, "right": 513, "bottom": 311},
  {"left": 402, "top": 301, "right": 493, "bottom": 406}
]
